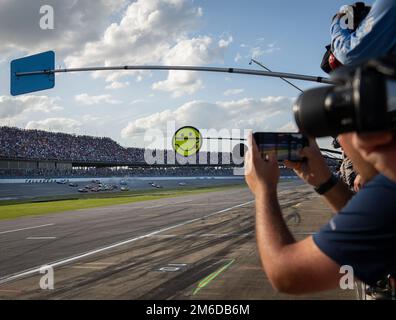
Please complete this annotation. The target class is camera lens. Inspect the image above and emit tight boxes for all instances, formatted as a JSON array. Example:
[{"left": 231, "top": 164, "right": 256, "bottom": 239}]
[{"left": 294, "top": 86, "right": 336, "bottom": 137}]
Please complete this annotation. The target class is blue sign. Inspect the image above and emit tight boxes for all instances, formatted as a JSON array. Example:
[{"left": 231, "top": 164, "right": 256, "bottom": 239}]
[{"left": 10, "top": 51, "right": 55, "bottom": 96}]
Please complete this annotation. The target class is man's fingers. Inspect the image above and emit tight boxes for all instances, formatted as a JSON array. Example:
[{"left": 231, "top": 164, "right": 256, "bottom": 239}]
[
  {"left": 284, "top": 160, "right": 302, "bottom": 172},
  {"left": 284, "top": 159, "right": 299, "bottom": 170},
  {"left": 299, "top": 138, "right": 321, "bottom": 158},
  {"left": 244, "top": 148, "right": 251, "bottom": 163},
  {"left": 268, "top": 151, "right": 277, "bottom": 163},
  {"left": 248, "top": 132, "right": 262, "bottom": 161},
  {"left": 310, "top": 138, "right": 321, "bottom": 150},
  {"left": 244, "top": 137, "right": 253, "bottom": 166},
  {"left": 299, "top": 147, "right": 313, "bottom": 159},
  {"left": 250, "top": 133, "right": 259, "bottom": 153},
  {"left": 244, "top": 148, "right": 253, "bottom": 176},
  {"left": 247, "top": 132, "right": 253, "bottom": 149}
]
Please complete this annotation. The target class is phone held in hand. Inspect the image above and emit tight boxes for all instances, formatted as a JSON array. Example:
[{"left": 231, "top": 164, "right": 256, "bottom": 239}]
[{"left": 253, "top": 132, "right": 309, "bottom": 162}]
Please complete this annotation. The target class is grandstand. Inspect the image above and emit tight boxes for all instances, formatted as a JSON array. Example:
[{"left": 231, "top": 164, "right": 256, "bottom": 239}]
[
  {"left": 0, "top": 126, "right": 343, "bottom": 179},
  {"left": 0, "top": 126, "right": 245, "bottom": 178}
]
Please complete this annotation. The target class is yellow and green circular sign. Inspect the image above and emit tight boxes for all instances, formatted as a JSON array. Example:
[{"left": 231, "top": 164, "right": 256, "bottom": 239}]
[{"left": 172, "top": 126, "right": 202, "bottom": 157}]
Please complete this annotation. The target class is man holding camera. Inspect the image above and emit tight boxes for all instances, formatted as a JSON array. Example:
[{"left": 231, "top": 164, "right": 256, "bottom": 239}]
[
  {"left": 245, "top": 132, "right": 385, "bottom": 294},
  {"left": 323, "top": 0, "right": 396, "bottom": 193},
  {"left": 245, "top": 0, "right": 396, "bottom": 296}
]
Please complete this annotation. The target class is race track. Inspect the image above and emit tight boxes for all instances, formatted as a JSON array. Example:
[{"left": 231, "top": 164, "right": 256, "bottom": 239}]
[{"left": 0, "top": 180, "right": 355, "bottom": 300}]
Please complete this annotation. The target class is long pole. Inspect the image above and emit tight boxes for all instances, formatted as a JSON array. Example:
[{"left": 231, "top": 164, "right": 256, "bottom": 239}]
[{"left": 15, "top": 65, "right": 337, "bottom": 85}]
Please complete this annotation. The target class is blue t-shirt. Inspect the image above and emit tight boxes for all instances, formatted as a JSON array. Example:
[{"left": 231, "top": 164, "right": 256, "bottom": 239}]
[
  {"left": 331, "top": 0, "right": 396, "bottom": 65},
  {"left": 313, "top": 174, "right": 396, "bottom": 286}
]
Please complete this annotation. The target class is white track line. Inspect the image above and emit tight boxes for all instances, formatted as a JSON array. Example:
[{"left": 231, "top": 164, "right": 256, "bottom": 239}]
[
  {"left": 0, "top": 224, "right": 55, "bottom": 236},
  {"left": 26, "top": 237, "right": 57, "bottom": 240},
  {"left": 0, "top": 200, "right": 253, "bottom": 285}
]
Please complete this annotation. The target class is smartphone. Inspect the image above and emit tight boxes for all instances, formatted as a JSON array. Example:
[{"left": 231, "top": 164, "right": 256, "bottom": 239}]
[{"left": 253, "top": 132, "right": 308, "bottom": 162}]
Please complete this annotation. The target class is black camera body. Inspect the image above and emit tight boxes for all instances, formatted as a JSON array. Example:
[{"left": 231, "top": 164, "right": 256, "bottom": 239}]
[{"left": 294, "top": 56, "right": 396, "bottom": 137}]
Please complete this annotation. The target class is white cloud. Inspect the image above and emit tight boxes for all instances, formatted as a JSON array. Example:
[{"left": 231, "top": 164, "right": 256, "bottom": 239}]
[
  {"left": 0, "top": 0, "right": 127, "bottom": 58},
  {"left": 75, "top": 93, "right": 122, "bottom": 105},
  {"left": 219, "top": 36, "right": 233, "bottom": 48},
  {"left": 251, "top": 47, "right": 266, "bottom": 59},
  {"left": 279, "top": 121, "right": 298, "bottom": 132},
  {"left": 65, "top": 0, "right": 202, "bottom": 69},
  {"left": 264, "top": 43, "right": 280, "bottom": 54},
  {"left": 26, "top": 118, "right": 82, "bottom": 133},
  {"left": 234, "top": 53, "right": 242, "bottom": 63},
  {"left": 151, "top": 35, "right": 232, "bottom": 96},
  {"left": 162, "top": 36, "right": 230, "bottom": 65},
  {"left": 0, "top": 95, "right": 62, "bottom": 119},
  {"left": 130, "top": 99, "right": 148, "bottom": 105},
  {"left": 105, "top": 81, "right": 130, "bottom": 90},
  {"left": 121, "top": 96, "right": 295, "bottom": 137},
  {"left": 64, "top": 0, "right": 232, "bottom": 96},
  {"left": 223, "top": 88, "right": 244, "bottom": 96},
  {"left": 81, "top": 114, "right": 102, "bottom": 123},
  {"left": 241, "top": 42, "right": 281, "bottom": 60},
  {"left": 152, "top": 71, "right": 203, "bottom": 98}
]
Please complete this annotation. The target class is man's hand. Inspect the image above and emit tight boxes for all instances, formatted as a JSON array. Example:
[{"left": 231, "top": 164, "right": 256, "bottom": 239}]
[
  {"left": 245, "top": 133, "right": 280, "bottom": 197},
  {"left": 353, "top": 174, "right": 365, "bottom": 192},
  {"left": 244, "top": 136, "right": 342, "bottom": 295},
  {"left": 352, "top": 132, "right": 396, "bottom": 182},
  {"left": 284, "top": 138, "right": 332, "bottom": 188}
]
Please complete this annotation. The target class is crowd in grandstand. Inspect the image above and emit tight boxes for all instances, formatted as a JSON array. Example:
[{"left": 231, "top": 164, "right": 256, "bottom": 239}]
[
  {"left": 0, "top": 126, "right": 236, "bottom": 165},
  {"left": 0, "top": 127, "right": 244, "bottom": 178},
  {"left": 0, "top": 126, "right": 145, "bottom": 163},
  {"left": 0, "top": 127, "right": 339, "bottom": 179}
]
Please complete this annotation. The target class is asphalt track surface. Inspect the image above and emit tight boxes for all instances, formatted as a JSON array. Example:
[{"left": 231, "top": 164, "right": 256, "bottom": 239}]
[
  {"left": 0, "top": 180, "right": 355, "bottom": 300},
  {"left": 0, "top": 177, "right": 243, "bottom": 201},
  {"left": 0, "top": 182, "right": 252, "bottom": 277},
  {"left": 0, "top": 177, "right": 245, "bottom": 201}
]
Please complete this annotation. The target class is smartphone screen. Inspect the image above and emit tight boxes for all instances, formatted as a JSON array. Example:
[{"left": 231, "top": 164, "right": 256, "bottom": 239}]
[{"left": 253, "top": 132, "right": 308, "bottom": 162}]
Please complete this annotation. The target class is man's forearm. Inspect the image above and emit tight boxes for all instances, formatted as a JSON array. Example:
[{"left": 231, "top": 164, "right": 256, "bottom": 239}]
[
  {"left": 321, "top": 180, "right": 354, "bottom": 213},
  {"left": 255, "top": 190, "right": 295, "bottom": 278}
]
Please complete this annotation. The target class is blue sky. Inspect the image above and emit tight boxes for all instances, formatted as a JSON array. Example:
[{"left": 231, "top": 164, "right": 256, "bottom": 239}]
[{"left": 0, "top": 0, "right": 375, "bottom": 151}]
